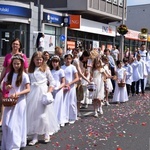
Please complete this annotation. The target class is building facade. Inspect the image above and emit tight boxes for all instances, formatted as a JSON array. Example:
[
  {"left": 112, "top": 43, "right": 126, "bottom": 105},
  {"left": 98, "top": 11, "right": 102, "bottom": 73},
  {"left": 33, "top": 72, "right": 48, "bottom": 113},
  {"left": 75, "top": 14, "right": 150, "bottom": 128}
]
[
  {"left": 126, "top": 4, "right": 150, "bottom": 49},
  {"left": 0, "top": 0, "right": 127, "bottom": 57}
]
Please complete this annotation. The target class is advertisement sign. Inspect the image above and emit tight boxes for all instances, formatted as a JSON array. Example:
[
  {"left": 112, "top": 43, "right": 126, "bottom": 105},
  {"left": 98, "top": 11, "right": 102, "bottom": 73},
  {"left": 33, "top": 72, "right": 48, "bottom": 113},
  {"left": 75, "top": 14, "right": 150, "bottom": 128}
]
[
  {"left": 0, "top": 4, "right": 31, "bottom": 18},
  {"left": 44, "top": 34, "right": 55, "bottom": 53},
  {"left": 93, "top": 41, "right": 99, "bottom": 49}
]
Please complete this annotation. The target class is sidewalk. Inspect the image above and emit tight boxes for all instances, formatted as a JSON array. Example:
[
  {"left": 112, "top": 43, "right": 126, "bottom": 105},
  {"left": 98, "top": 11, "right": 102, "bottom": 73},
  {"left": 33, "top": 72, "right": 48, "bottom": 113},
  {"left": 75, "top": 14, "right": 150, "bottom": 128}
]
[{"left": 0, "top": 89, "right": 150, "bottom": 150}]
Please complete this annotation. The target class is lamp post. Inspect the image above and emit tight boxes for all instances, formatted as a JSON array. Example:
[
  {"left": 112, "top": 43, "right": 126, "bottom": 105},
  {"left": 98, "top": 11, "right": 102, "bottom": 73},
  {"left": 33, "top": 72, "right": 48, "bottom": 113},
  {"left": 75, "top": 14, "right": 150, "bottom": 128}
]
[{"left": 120, "top": 0, "right": 126, "bottom": 60}]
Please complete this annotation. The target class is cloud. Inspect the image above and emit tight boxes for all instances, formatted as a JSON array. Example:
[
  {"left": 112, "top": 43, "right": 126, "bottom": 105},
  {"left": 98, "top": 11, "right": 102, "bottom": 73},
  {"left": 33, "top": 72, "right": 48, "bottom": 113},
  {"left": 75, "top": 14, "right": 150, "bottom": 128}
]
[{"left": 127, "top": 0, "right": 150, "bottom": 6}]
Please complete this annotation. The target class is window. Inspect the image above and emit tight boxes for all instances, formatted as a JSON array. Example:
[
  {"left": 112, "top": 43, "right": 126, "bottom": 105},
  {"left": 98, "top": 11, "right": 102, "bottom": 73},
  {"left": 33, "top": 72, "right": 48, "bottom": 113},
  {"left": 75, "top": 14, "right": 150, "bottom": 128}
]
[
  {"left": 119, "top": 0, "right": 123, "bottom": 6},
  {"left": 113, "top": 0, "right": 117, "bottom": 5}
]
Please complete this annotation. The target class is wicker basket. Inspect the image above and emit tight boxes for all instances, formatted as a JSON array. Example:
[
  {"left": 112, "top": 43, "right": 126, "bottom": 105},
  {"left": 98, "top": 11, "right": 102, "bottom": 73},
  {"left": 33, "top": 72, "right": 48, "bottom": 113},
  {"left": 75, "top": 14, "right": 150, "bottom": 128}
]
[
  {"left": 118, "top": 82, "right": 125, "bottom": 87},
  {"left": 2, "top": 87, "right": 18, "bottom": 107},
  {"left": 87, "top": 82, "right": 97, "bottom": 91}
]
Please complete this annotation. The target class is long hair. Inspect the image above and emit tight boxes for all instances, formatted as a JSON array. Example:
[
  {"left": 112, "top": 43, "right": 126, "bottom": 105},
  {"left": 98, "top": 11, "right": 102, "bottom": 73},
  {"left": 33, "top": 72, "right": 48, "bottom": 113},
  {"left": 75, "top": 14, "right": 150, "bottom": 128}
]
[
  {"left": 36, "top": 33, "right": 44, "bottom": 48},
  {"left": 6, "top": 54, "right": 24, "bottom": 87},
  {"left": 49, "top": 55, "right": 61, "bottom": 70},
  {"left": 93, "top": 57, "right": 103, "bottom": 71},
  {"left": 28, "top": 51, "right": 47, "bottom": 73},
  {"left": 10, "top": 38, "right": 22, "bottom": 52}
]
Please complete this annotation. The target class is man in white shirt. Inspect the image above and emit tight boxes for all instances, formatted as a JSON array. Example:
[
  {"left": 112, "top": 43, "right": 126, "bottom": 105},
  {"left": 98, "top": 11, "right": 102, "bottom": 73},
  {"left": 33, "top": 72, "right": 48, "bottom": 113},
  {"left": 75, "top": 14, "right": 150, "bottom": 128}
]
[
  {"left": 38, "top": 33, "right": 45, "bottom": 51},
  {"left": 111, "top": 46, "right": 119, "bottom": 62}
]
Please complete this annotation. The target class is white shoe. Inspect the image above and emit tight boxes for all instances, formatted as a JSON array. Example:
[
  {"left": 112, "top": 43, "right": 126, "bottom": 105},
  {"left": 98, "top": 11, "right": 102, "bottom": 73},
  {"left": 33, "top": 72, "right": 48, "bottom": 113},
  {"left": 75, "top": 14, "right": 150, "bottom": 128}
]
[
  {"left": 28, "top": 140, "right": 38, "bottom": 146},
  {"left": 69, "top": 120, "right": 75, "bottom": 124},
  {"left": 44, "top": 134, "right": 51, "bottom": 143},
  {"left": 85, "top": 104, "right": 88, "bottom": 108},
  {"left": 101, "top": 102, "right": 105, "bottom": 106},
  {"left": 60, "top": 123, "right": 65, "bottom": 127},
  {"left": 105, "top": 101, "right": 110, "bottom": 106},
  {"left": 94, "top": 112, "right": 98, "bottom": 117},
  {"left": 77, "top": 112, "right": 82, "bottom": 117},
  {"left": 99, "top": 107, "right": 103, "bottom": 115}
]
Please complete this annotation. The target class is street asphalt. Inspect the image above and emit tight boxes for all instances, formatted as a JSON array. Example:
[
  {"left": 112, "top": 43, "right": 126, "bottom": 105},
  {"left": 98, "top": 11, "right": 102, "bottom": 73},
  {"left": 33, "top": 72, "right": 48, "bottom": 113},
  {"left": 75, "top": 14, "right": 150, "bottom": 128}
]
[{"left": 0, "top": 89, "right": 150, "bottom": 150}]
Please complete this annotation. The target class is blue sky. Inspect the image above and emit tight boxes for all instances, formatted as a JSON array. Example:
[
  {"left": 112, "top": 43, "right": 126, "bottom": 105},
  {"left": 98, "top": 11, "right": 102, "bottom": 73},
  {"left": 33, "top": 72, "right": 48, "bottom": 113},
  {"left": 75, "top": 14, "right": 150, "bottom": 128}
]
[{"left": 127, "top": 0, "right": 150, "bottom": 6}]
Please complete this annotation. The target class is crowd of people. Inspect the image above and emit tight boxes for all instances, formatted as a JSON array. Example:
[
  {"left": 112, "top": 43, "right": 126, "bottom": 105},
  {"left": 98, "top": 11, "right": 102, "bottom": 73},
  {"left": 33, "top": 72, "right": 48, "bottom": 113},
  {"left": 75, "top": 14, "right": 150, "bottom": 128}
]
[{"left": 0, "top": 38, "right": 150, "bottom": 149}]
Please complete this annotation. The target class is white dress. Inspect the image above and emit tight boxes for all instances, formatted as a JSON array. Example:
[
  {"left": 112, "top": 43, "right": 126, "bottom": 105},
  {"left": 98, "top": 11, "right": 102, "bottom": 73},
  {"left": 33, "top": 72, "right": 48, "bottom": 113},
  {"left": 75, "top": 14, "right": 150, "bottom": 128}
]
[
  {"left": 112, "top": 67, "right": 128, "bottom": 102},
  {"left": 2, "top": 72, "right": 30, "bottom": 150},
  {"left": 61, "top": 64, "right": 78, "bottom": 123},
  {"left": 27, "top": 67, "right": 60, "bottom": 136},
  {"left": 51, "top": 69, "right": 66, "bottom": 125},
  {"left": 92, "top": 68, "right": 105, "bottom": 100},
  {"left": 104, "top": 64, "right": 113, "bottom": 92}
]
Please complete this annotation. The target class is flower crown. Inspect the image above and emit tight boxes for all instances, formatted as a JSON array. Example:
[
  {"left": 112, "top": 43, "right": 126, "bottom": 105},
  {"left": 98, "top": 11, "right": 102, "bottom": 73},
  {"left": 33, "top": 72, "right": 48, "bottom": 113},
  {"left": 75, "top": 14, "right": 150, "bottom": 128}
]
[
  {"left": 51, "top": 55, "right": 60, "bottom": 61},
  {"left": 11, "top": 54, "right": 24, "bottom": 62}
]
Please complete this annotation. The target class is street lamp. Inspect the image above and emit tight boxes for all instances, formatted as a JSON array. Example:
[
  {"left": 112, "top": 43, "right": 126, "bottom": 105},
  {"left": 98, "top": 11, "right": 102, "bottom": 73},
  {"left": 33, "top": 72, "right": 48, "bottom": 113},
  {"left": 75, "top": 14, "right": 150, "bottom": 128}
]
[{"left": 120, "top": 0, "right": 126, "bottom": 60}]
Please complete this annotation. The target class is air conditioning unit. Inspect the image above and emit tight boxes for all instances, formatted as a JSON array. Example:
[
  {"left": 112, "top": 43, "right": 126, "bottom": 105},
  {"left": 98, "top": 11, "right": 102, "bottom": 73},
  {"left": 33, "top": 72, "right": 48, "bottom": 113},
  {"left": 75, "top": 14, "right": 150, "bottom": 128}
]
[
  {"left": 113, "top": 0, "right": 117, "bottom": 4},
  {"left": 119, "top": 0, "right": 123, "bottom": 6}
]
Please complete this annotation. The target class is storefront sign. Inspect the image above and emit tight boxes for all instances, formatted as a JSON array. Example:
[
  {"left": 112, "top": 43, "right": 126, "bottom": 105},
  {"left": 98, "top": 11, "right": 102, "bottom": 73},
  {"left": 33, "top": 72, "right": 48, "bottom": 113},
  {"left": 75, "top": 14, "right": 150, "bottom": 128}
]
[
  {"left": 0, "top": 4, "right": 31, "bottom": 18},
  {"left": 67, "top": 41, "right": 75, "bottom": 49},
  {"left": 76, "top": 18, "right": 116, "bottom": 37},
  {"left": 124, "top": 29, "right": 140, "bottom": 40},
  {"left": 43, "top": 12, "right": 63, "bottom": 24},
  {"left": 69, "top": 15, "right": 81, "bottom": 29},
  {"left": 102, "top": 25, "right": 113, "bottom": 34}
]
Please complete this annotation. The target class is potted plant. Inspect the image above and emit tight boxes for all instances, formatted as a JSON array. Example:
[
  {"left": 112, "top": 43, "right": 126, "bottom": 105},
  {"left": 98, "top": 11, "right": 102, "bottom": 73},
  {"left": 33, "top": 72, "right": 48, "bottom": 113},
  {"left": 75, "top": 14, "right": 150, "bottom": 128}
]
[{"left": 117, "top": 24, "right": 128, "bottom": 35}]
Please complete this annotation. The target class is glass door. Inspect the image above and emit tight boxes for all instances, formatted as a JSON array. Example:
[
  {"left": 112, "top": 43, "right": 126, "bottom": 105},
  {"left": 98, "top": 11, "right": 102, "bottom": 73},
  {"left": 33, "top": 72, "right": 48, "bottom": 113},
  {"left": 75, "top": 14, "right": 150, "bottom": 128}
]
[{"left": 0, "top": 31, "right": 12, "bottom": 56}]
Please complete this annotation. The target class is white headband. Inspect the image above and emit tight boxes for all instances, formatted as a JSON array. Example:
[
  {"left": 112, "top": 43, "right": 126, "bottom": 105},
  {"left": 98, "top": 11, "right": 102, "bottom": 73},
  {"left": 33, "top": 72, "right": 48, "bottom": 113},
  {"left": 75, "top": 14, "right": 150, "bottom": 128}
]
[
  {"left": 11, "top": 54, "right": 24, "bottom": 62},
  {"left": 51, "top": 55, "right": 60, "bottom": 61}
]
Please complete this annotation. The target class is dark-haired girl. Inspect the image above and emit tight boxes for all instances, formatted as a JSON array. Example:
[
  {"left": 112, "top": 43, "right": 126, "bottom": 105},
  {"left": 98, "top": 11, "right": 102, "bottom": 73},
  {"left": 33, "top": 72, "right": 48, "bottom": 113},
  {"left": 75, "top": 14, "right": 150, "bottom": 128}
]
[
  {"left": 112, "top": 60, "right": 128, "bottom": 103},
  {"left": 61, "top": 52, "right": 79, "bottom": 124},
  {"left": 50, "top": 55, "right": 66, "bottom": 127},
  {"left": 1, "top": 54, "right": 30, "bottom": 150}
]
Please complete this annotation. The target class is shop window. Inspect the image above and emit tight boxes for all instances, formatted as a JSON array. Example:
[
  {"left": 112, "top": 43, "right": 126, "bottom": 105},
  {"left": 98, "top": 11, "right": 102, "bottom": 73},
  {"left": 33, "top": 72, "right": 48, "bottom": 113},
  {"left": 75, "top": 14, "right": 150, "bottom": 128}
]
[
  {"left": 68, "top": 29, "right": 77, "bottom": 37},
  {"left": 56, "top": 27, "right": 61, "bottom": 36},
  {"left": 45, "top": 25, "right": 55, "bottom": 35},
  {"left": 77, "top": 31, "right": 85, "bottom": 38},
  {"left": 86, "top": 33, "right": 93, "bottom": 40}
]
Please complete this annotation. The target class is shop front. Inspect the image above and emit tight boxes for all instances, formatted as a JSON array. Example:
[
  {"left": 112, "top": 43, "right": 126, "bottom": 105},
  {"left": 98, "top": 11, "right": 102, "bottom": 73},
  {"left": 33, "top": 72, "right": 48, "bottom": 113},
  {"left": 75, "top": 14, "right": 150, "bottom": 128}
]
[
  {"left": 67, "top": 18, "right": 116, "bottom": 51},
  {"left": 41, "top": 11, "right": 67, "bottom": 54},
  {"left": 0, "top": 3, "right": 31, "bottom": 57}
]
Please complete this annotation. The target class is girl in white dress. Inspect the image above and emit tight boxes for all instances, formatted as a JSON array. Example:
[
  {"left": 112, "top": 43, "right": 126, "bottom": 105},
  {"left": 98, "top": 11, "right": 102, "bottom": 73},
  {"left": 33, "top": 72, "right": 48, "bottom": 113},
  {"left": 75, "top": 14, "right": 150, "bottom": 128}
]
[
  {"left": 1, "top": 54, "right": 30, "bottom": 150},
  {"left": 102, "top": 55, "right": 113, "bottom": 106},
  {"left": 27, "top": 51, "right": 59, "bottom": 146},
  {"left": 92, "top": 57, "right": 107, "bottom": 117},
  {"left": 72, "top": 48, "right": 90, "bottom": 116},
  {"left": 61, "top": 52, "right": 79, "bottom": 124},
  {"left": 112, "top": 60, "right": 128, "bottom": 103},
  {"left": 50, "top": 55, "right": 66, "bottom": 127}
]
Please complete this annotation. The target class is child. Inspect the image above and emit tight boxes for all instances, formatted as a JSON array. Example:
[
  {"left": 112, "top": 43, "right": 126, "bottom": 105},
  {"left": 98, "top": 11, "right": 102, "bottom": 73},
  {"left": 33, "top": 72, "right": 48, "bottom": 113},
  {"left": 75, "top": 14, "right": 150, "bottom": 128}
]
[
  {"left": 50, "top": 55, "right": 66, "bottom": 127},
  {"left": 81, "top": 69, "right": 92, "bottom": 108},
  {"left": 102, "top": 55, "right": 113, "bottom": 106},
  {"left": 112, "top": 60, "right": 128, "bottom": 103},
  {"left": 27, "top": 51, "right": 59, "bottom": 146},
  {"left": 1, "top": 54, "right": 30, "bottom": 150},
  {"left": 92, "top": 57, "right": 107, "bottom": 117},
  {"left": 72, "top": 48, "right": 90, "bottom": 116},
  {"left": 61, "top": 52, "right": 79, "bottom": 124},
  {"left": 123, "top": 57, "right": 133, "bottom": 96}
]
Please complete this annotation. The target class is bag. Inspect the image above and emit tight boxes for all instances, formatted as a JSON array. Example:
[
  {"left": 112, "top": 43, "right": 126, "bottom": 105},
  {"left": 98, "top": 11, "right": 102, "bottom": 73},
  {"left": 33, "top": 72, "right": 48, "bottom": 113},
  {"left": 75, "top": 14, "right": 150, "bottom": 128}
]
[
  {"left": 76, "top": 84, "right": 84, "bottom": 101},
  {"left": 42, "top": 92, "right": 54, "bottom": 105},
  {"left": 118, "top": 82, "right": 125, "bottom": 87}
]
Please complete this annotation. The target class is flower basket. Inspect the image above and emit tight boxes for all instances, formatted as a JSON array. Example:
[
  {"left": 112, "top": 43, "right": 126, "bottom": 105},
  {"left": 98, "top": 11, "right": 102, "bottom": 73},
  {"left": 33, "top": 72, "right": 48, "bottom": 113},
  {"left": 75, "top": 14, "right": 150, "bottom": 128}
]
[
  {"left": 117, "top": 24, "right": 128, "bottom": 35},
  {"left": 2, "top": 87, "right": 18, "bottom": 107}
]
